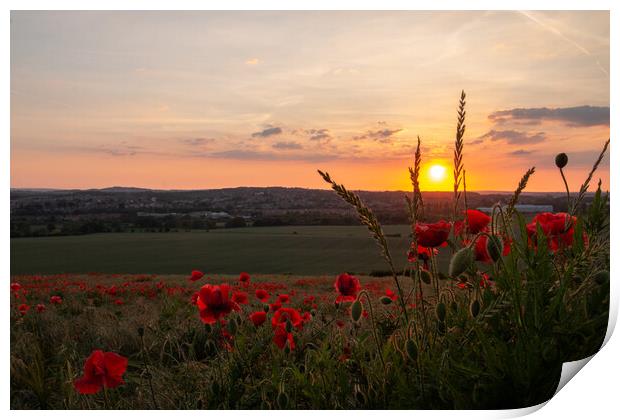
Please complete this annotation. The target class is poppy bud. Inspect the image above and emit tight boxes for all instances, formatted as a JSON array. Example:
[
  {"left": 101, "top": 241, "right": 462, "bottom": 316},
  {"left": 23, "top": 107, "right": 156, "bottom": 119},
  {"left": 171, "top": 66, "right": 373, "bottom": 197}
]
[
  {"left": 263, "top": 304, "right": 270, "bottom": 313},
  {"left": 204, "top": 323, "right": 212, "bottom": 334},
  {"left": 277, "top": 390, "right": 289, "bottom": 408},
  {"left": 351, "top": 299, "right": 363, "bottom": 322},
  {"left": 437, "top": 320, "right": 446, "bottom": 335},
  {"left": 137, "top": 326, "right": 145, "bottom": 337},
  {"left": 486, "top": 235, "right": 503, "bottom": 262},
  {"left": 405, "top": 338, "right": 418, "bottom": 361},
  {"left": 470, "top": 299, "right": 480, "bottom": 318},
  {"left": 555, "top": 153, "right": 568, "bottom": 169},
  {"left": 593, "top": 270, "right": 609, "bottom": 285},
  {"left": 380, "top": 296, "right": 393, "bottom": 305},
  {"left": 420, "top": 270, "right": 432, "bottom": 285},
  {"left": 435, "top": 302, "right": 446, "bottom": 322},
  {"left": 310, "top": 309, "right": 316, "bottom": 316},
  {"left": 285, "top": 318, "right": 293, "bottom": 333},
  {"left": 449, "top": 247, "right": 474, "bottom": 278}
]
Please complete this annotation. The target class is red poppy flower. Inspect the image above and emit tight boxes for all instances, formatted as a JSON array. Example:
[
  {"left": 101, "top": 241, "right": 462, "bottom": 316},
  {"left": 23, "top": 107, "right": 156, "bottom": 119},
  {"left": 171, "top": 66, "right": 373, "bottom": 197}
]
[
  {"left": 273, "top": 325, "right": 295, "bottom": 350},
  {"left": 36, "top": 304, "right": 46, "bottom": 313},
  {"left": 249, "top": 311, "right": 267, "bottom": 327},
  {"left": 269, "top": 301, "right": 282, "bottom": 312},
  {"left": 190, "top": 291, "right": 199, "bottom": 305},
  {"left": 239, "top": 272, "right": 251, "bottom": 284},
  {"left": 11, "top": 282, "right": 22, "bottom": 292},
  {"left": 415, "top": 220, "right": 452, "bottom": 248},
  {"left": 74, "top": 350, "right": 128, "bottom": 395},
  {"left": 189, "top": 270, "right": 204, "bottom": 282},
  {"left": 271, "top": 307, "right": 303, "bottom": 330},
  {"left": 18, "top": 304, "right": 30, "bottom": 315},
  {"left": 232, "top": 291, "right": 249, "bottom": 305},
  {"left": 255, "top": 289, "right": 270, "bottom": 302},
  {"left": 385, "top": 288, "right": 398, "bottom": 301},
  {"left": 454, "top": 209, "right": 492, "bottom": 236},
  {"left": 526, "top": 212, "right": 581, "bottom": 252},
  {"left": 50, "top": 295, "right": 63, "bottom": 304},
  {"left": 334, "top": 273, "right": 361, "bottom": 303},
  {"left": 278, "top": 294, "right": 290, "bottom": 303},
  {"left": 114, "top": 299, "right": 124, "bottom": 305},
  {"left": 472, "top": 235, "right": 511, "bottom": 263},
  {"left": 196, "top": 284, "right": 240, "bottom": 324},
  {"left": 407, "top": 244, "right": 438, "bottom": 263},
  {"left": 336, "top": 320, "right": 346, "bottom": 329}
]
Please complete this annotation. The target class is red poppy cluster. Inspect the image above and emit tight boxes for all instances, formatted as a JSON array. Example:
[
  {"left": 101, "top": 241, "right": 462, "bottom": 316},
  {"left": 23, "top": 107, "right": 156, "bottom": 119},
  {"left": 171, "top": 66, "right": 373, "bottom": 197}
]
[{"left": 526, "top": 212, "right": 583, "bottom": 252}]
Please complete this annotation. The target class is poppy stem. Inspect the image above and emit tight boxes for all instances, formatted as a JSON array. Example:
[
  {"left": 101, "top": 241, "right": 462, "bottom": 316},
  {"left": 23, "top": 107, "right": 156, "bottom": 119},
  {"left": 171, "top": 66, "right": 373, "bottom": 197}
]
[
  {"left": 140, "top": 333, "right": 160, "bottom": 409},
  {"left": 102, "top": 385, "right": 109, "bottom": 409},
  {"left": 357, "top": 290, "right": 386, "bottom": 371},
  {"left": 559, "top": 167, "right": 572, "bottom": 213}
]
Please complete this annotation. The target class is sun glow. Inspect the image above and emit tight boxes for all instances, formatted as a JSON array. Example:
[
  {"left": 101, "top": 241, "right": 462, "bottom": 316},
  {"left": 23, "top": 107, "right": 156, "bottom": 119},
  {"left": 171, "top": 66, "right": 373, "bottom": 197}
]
[{"left": 429, "top": 164, "right": 447, "bottom": 182}]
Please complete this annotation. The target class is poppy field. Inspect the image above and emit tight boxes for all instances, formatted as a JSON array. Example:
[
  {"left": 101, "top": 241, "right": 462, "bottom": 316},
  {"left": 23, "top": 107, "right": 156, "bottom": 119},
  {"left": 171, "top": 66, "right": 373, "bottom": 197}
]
[{"left": 10, "top": 94, "right": 610, "bottom": 410}]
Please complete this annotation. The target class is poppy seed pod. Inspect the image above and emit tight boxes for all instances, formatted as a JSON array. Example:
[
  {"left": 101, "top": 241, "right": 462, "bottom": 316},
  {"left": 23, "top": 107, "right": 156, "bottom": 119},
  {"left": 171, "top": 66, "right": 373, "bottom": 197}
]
[
  {"left": 435, "top": 302, "right": 446, "bottom": 322},
  {"left": 470, "top": 300, "right": 481, "bottom": 318},
  {"left": 380, "top": 296, "right": 393, "bottom": 305},
  {"left": 420, "top": 270, "right": 432, "bottom": 285},
  {"left": 555, "top": 153, "right": 568, "bottom": 169},
  {"left": 450, "top": 301, "right": 458, "bottom": 313},
  {"left": 449, "top": 247, "right": 474, "bottom": 278},
  {"left": 486, "top": 235, "right": 503, "bottom": 262},
  {"left": 277, "top": 390, "right": 289, "bottom": 408},
  {"left": 405, "top": 338, "right": 418, "bottom": 361},
  {"left": 351, "top": 299, "right": 363, "bottom": 322}
]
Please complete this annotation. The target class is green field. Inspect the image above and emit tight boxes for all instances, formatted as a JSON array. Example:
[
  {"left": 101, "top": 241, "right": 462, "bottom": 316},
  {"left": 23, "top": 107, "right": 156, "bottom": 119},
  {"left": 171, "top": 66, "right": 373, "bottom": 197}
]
[{"left": 11, "top": 225, "right": 451, "bottom": 275}]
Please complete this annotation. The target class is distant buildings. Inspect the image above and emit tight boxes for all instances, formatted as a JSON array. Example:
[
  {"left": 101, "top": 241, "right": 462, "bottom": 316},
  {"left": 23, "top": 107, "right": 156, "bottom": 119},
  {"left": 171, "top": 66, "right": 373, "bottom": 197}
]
[{"left": 477, "top": 204, "right": 553, "bottom": 214}]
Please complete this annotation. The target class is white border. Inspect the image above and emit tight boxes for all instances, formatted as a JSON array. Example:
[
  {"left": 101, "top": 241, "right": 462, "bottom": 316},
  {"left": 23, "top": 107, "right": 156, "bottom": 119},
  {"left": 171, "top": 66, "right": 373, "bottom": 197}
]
[{"left": 3, "top": 1, "right": 617, "bottom": 419}]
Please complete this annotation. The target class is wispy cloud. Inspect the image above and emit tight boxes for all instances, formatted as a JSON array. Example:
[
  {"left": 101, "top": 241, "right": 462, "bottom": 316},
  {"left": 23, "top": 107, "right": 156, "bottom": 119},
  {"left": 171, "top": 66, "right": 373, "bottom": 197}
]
[
  {"left": 478, "top": 129, "right": 547, "bottom": 145},
  {"left": 251, "top": 126, "right": 283, "bottom": 138},
  {"left": 272, "top": 141, "right": 303, "bottom": 150},
  {"left": 354, "top": 128, "right": 403, "bottom": 143},
  {"left": 181, "top": 137, "right": 215, "bottom": 147},
  {"left": 489, "top": 106, "right": 609, "bottom": 127},
  {"left": 306, "top": 128, "right": 332, "bottom": 142},
  {"left": 509, "top": 149, "right": 534, "bottom": 156}
]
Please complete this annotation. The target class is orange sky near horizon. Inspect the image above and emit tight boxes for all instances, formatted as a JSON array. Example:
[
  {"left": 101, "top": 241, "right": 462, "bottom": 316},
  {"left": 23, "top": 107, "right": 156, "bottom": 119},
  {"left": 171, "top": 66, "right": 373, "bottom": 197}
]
[{"left": 10, "top": 11, "right": 610, "bottom": 192}]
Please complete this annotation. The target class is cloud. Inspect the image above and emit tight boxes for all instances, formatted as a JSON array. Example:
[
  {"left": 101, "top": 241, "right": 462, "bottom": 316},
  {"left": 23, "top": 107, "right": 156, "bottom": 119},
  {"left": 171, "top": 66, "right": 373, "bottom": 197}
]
[
  {"left": 182, "top": 137, "right": 215, "bottom": 146},
  {"left": 208, "top": 149, "right": 338, "bottom": 162},
  {"left": 509, "top": 149, "right": 534, "bottom": 156},
  {"left": 488, "top": 106, "right": 610, "bottom": 127},
  {"left": 478, "top": 129, "right": 547, "bottom": 145},
  {"left": 272, "top": 141, "right": 303, "bottom": 150},
  {"left": 354, "top": 128, "right": 403, "bottom": 143},
  {"left": 251, "top": 126, "right": 283, "bottom": 138},
  {"left": 306, "top": 128, "right": 332, "bottom": 142}
]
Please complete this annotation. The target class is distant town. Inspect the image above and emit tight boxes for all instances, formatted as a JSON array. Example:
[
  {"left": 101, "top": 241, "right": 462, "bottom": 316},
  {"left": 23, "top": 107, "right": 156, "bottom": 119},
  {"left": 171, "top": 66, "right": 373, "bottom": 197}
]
[{"left": 10, "top": 186, "right": 593, "bottom": 237}]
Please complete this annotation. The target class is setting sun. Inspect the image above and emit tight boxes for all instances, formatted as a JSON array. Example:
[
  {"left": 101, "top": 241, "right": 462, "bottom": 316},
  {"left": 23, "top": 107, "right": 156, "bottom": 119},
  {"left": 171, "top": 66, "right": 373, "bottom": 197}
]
[{"left": 429, "top": 164, "right": 447, "bottom": 182}]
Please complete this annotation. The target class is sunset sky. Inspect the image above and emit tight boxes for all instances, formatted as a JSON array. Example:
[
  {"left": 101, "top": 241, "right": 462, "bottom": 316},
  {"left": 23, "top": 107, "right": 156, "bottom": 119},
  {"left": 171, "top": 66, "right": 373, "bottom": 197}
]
[{"left": 11, "top": 11, "right": 610, "bottom": 192}]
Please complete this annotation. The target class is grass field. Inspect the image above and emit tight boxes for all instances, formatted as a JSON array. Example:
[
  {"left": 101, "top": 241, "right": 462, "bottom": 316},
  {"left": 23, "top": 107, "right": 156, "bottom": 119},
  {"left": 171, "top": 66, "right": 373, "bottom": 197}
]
[{"left": 10, "top": 225, "right": 452, "bottom": 275}]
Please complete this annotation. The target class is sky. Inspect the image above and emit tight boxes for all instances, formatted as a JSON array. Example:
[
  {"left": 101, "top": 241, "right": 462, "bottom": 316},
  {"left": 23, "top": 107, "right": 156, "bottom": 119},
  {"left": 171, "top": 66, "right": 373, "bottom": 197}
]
[{"left": 10, "top": 11, "right": 610, "bottom": 192}]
